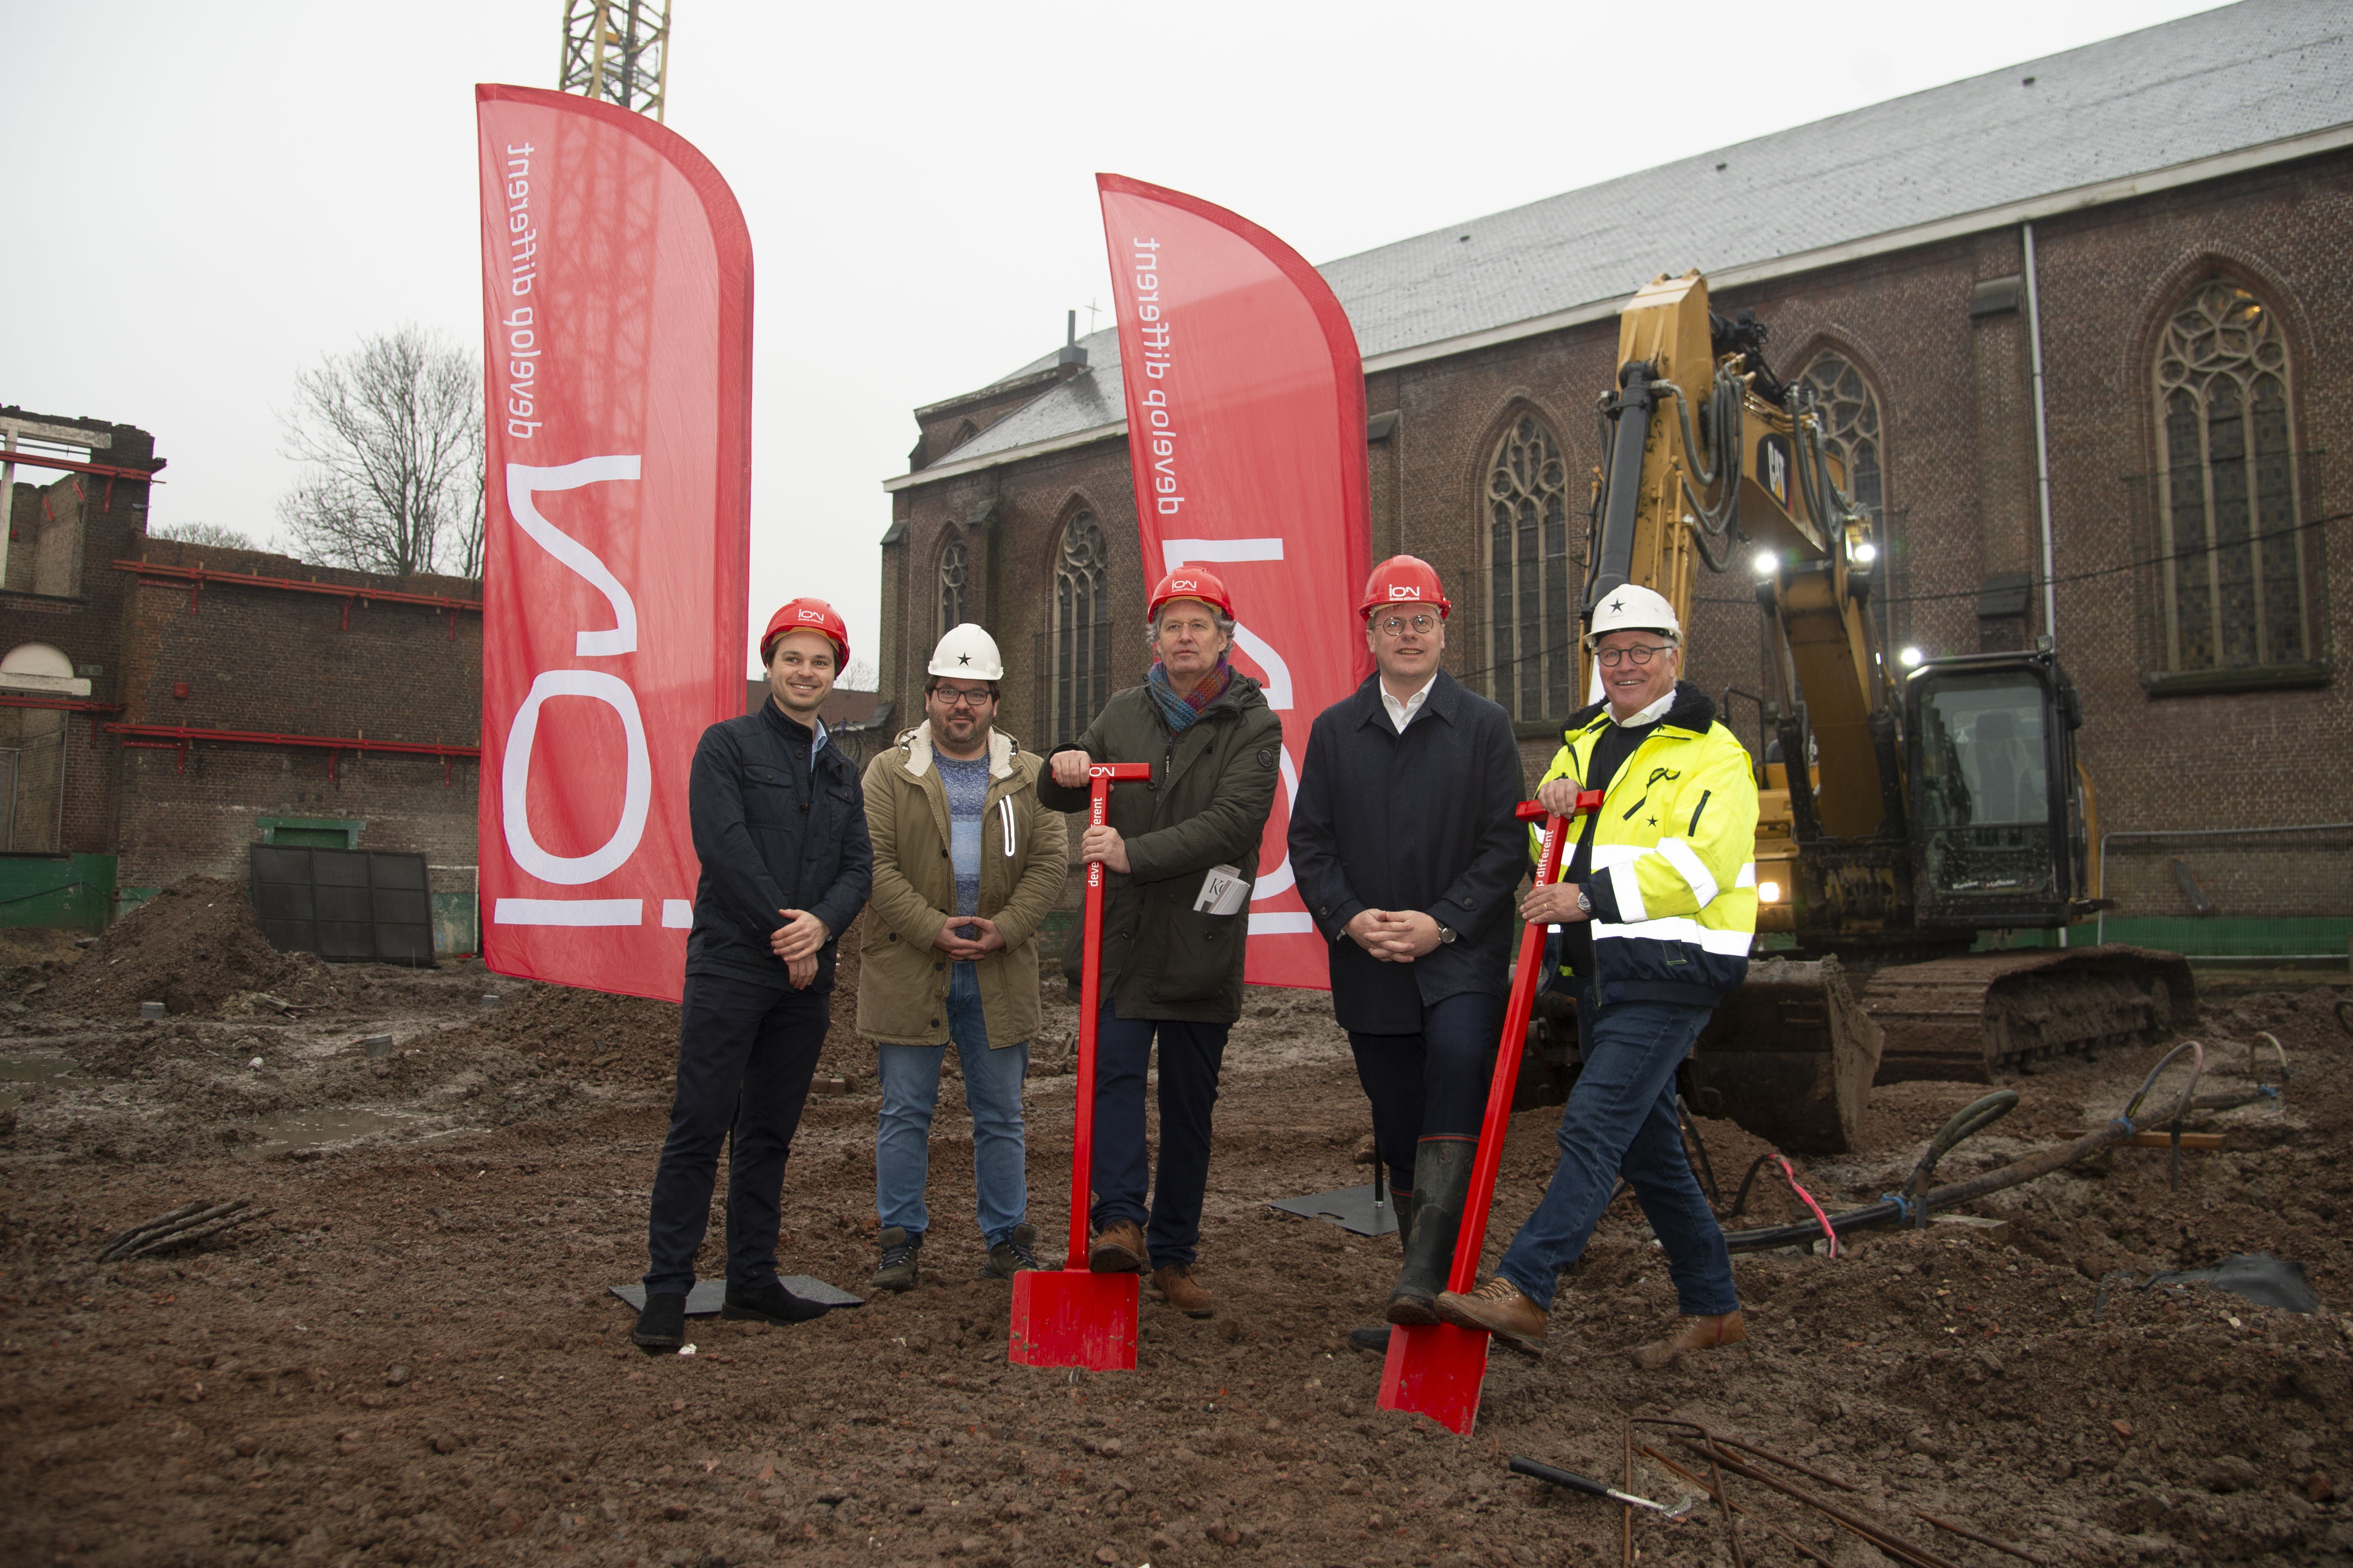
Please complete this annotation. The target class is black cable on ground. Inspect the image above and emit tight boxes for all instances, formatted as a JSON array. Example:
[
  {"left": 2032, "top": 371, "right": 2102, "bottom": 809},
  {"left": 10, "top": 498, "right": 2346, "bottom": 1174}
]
[
  {"left": 1900, "top": 1091, "right": 2019, "bottom": 1228},
  {"left": 1721, "top": 1042, "right": 2206, "bottom": 1251}
]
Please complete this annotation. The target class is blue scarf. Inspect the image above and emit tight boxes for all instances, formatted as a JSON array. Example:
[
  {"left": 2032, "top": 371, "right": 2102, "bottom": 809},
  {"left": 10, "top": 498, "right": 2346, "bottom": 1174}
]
[{"left": 1146, "top": 658, "right": 1232, "bottom": 734}]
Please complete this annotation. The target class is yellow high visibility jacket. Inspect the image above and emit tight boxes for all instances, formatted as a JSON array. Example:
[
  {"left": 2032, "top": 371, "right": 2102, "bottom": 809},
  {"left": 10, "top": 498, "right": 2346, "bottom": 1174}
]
[{"left": 1534, "top": 683, "right": 1759, "bottom": 1006}]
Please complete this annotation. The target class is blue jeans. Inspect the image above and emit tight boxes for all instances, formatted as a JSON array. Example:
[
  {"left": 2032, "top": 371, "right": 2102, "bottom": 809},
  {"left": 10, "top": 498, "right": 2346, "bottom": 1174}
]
[
  {"left": 1494, "top": 986, "right": 1739, "bottom": 1316},
  {"left": 1089, "top": 1004, "right": 1228, "bottom": 1269},
  {"left": 643, "top": 970, "right": 829, "bottom": 1297},
  {"left": 874, "top": 962, "right": 1030, "bottom": 1246},
  {"left": 1348, "top": 990, "right": 1505, "bottom": 1196}
]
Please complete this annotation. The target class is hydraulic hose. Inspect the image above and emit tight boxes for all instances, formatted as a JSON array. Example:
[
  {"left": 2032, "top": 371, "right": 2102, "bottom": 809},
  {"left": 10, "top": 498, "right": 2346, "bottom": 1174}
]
[{"left": 1721, "top": 1041, "right": 2208, "bottom": 1251}]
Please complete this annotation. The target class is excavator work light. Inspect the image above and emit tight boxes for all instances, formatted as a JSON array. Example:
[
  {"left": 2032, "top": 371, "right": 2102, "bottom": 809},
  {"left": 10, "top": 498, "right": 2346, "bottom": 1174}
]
[
  {"left": 1852, "top": 541, "right": 1878, "bottom": 565},
  {"left": 1752, "top": 550, "right": 1779, "bottom": 577},
  {"left": 1758, "top": 880, "right": 1782, "bottom": 904},
  {"left": 1898, "top": 645, "right": 1925, "bottom": 668}
]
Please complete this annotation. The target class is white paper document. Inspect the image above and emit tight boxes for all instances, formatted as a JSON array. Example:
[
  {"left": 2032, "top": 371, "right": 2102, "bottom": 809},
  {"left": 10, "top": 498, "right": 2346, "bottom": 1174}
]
[{"left": 1193, "top": 864, "right": 1249, "bottom": 916}]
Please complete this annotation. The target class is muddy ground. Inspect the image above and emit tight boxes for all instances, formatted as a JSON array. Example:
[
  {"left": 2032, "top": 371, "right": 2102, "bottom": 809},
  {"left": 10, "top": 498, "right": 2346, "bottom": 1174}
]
[{"left": 3, "top": 885, "right": 2351, "bottom": 1568}]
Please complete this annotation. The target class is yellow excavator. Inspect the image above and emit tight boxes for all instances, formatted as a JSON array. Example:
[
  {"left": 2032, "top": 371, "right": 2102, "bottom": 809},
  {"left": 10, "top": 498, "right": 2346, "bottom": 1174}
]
[{"left": 1564, "top": 271, "right": 2191, "bottom": 1153}]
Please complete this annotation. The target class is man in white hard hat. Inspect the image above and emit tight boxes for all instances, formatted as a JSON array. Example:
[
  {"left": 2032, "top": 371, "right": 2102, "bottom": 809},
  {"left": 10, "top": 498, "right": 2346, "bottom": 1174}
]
[
  {"left": 1436, "top": 583, "right": 1761, "bottom": 1369},
  {"left": 856, "top": 625, "right": 1068, "bottom": 1290}
]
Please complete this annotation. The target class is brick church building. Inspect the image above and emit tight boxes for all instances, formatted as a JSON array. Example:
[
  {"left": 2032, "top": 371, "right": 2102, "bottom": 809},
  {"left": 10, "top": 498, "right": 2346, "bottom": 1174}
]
[{"left": 874, "top": 2, "right": 2352, "bottom": 956}]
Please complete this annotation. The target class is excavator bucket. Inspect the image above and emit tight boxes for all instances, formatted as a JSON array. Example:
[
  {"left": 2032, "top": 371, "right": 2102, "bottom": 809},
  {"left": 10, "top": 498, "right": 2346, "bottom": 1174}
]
[{"left": 1685, "top": 956, "right": 1881, "bottom": 1155}]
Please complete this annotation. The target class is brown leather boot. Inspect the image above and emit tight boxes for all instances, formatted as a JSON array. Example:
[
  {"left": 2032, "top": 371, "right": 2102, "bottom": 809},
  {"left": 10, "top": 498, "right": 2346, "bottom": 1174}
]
[
  {"left": 1151, "top": 1263, "right": 1213, "bottom": 1317},
  {"left": 1433, "top": 1276, "right": 1547, "bottom": 1358},
  {"left": 1630, "top": 1310, "right": 1748, "bottom": 1370},
  {"left": 1087, "top": 1219, "right": 1146, "bottom": 1273}
]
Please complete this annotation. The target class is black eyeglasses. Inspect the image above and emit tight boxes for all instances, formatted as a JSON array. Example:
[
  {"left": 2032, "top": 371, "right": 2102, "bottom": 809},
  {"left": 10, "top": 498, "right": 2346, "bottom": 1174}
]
[
  {"left": 932, "top": 687, "right": 995, "bottom": 709},
  {"left": 1594, "top": 643, "right": 1675, "bottom": 667}
]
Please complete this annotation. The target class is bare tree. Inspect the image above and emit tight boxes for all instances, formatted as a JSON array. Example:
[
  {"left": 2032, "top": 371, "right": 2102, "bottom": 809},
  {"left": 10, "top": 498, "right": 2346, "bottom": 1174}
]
[
  {"left": 150, "top": 521, "right": 258, "bottom": 551},
  {"left": 278, "top": 325, "right": 483, "bottom": 579}
]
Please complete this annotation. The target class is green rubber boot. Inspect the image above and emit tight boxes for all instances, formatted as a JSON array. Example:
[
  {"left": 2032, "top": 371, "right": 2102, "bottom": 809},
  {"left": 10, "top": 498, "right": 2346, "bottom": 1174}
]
[{"left": 1384, "top": 1138, "right": 1476, "bottom": 1326}]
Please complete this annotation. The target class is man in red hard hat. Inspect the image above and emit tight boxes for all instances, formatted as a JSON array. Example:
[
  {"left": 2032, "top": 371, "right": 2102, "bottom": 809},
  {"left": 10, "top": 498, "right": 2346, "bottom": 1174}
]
[
  {"left": 1288, "top": 556, "right": 1526, "bottom": 1351},
  {"left": 633, "top": 597, "right": 873, "bottom": 1352},
  {"left": 1038, "top": 565, "right": 1281, "bottom": 1317}
]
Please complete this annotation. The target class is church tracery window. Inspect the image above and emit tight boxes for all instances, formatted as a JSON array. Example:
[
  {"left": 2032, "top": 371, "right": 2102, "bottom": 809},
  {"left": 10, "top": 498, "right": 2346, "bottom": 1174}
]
[
  {"left": 1485, "top": 414, "right": 1572, "bottom": 720},
  {"left": 1799, "top": 354, "right": 1884, "bottom": 529},
  {"left": 937, "top": 535, "right": 967, "bottom": 635},
  {"left": 1052, "top": 511, "right": 1111, "bottom": 740},
  {"left": 2154, "top": 280, "right": 2309, "bottom": 675}
]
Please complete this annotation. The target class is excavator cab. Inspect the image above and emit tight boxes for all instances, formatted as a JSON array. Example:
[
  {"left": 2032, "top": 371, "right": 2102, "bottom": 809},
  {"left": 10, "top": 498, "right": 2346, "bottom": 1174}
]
[{"left": 1903, "top": 650, "right": 2087, "bottom": 930}]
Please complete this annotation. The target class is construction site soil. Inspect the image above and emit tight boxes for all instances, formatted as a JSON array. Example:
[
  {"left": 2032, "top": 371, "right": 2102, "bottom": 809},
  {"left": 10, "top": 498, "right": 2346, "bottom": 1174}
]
[{"left": 4, "top": 881, "right": 2350, "bottom": 1567}]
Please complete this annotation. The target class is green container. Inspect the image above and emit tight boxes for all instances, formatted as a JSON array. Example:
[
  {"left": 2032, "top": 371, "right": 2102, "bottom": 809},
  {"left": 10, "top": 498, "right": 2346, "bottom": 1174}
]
[{"left": 0, "top": 853, "right": 118, "bottom": 932}]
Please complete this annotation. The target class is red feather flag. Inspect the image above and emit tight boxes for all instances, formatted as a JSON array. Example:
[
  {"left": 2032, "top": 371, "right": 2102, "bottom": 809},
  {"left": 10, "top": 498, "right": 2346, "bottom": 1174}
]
[
  {"left": 1095, "top": 174, "right": 1373, "bottom": 990},
  {"left": 473, "top": 86, "right": 752, "bottom": 1001}
]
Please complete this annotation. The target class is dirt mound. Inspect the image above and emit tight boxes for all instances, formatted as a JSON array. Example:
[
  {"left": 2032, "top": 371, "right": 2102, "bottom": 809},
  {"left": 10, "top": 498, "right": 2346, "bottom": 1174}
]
[{"left": 42, "top": 876, "right": 312, "bottom": 1019}]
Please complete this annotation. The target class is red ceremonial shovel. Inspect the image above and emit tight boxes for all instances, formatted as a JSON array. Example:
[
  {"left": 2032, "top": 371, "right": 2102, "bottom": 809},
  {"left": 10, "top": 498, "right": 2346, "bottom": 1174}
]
[
  {"left": 1379, "top": 791, "right": 1601, "bottom": 1434},
  {"left": 1009, "top": 760, "right": 1154, "bottom": 1371}
]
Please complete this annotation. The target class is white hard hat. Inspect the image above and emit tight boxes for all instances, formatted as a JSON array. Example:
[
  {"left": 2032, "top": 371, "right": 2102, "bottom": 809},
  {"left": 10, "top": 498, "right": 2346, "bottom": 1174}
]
[
  {"left": 1584, "top": 584, "right": 1682, "bottom": 647},
  {"left": 928, "top": 623, "right": 1005, "bottom": 681}
]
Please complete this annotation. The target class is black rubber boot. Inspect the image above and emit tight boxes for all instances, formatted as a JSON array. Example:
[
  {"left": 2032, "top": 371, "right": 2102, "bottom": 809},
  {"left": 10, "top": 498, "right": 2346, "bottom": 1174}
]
[{"left": 1385, "top": 1138, "right": 1476, "bottom": 1326}]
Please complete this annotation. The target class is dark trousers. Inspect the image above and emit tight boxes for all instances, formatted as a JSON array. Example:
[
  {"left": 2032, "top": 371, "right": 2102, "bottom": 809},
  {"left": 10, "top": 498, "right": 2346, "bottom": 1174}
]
[
  {"left": 1495, "top": 982, "right": 1737, "bottom": 1316},
  {"left": 642, "top": 971, "right": 829, "bottom": 1297},
  {"left": 1088, "top": 1003, "right": 1229, "bottom": 1269},
  {"left": 1348, "top": 990, "right": 1505, "bottom": 1195}
]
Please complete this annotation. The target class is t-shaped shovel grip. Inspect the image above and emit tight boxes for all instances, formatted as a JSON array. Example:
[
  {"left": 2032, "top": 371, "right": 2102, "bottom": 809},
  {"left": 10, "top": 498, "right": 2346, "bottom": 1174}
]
[{"left": 1068, "top": 762, "right": 1154, "bottom": 1269}]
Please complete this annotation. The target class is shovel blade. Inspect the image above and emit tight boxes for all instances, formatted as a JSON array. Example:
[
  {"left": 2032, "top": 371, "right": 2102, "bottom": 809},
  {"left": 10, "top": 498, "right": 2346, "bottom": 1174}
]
[
  {"left": 1007, "top": 1269, "right": 1138, "bottom": 1370},
  {"left": 1378, "top": 1321, "right": 1490, "bottom": 1435}
]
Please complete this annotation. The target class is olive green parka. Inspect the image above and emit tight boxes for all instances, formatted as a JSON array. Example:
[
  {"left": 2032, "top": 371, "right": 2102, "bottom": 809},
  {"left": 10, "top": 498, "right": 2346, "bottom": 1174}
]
[
  {"left": 856, "top": 722, "right": 1068, "bottom": 1048},
  {"left": 1040, "top": 673, "right": 1282, "bottom": 1024}
]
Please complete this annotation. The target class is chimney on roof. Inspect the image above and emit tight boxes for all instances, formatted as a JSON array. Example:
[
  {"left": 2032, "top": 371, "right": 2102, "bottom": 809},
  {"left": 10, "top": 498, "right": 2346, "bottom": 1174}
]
[{"left": 1057, "top": 309, "right": 1089, "bottom": 369}]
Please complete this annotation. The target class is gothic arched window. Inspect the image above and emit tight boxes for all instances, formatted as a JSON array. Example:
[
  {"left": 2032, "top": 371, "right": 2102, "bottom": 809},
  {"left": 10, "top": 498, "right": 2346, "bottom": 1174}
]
[
  {"left": 1799, "top": 354, "right": 1884, "bottom": 528},
  {"left": 936, "top": 535, "right": 968, "bottom": 636},
  {"left": 2154, "top": 281, "right": 2308, "bottom": 674},
  {"left": 1052, "top": 512, "right": 1112, "bottom": 740},
  {"left": 1485, "top": 414, "right": 1572, "bottom": 720}
]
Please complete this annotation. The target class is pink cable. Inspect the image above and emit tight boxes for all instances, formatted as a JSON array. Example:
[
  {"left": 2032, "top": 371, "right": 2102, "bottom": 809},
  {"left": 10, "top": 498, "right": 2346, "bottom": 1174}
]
[{"left": 1777, "top": 1155, "right": 1838, "bottom": 1258}]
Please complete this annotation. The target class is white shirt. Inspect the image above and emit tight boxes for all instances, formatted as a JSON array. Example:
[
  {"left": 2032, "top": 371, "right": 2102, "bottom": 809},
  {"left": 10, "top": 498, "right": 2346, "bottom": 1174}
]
[
  {"left": 1609, "top": 689, "right": 1675, "bottom": 728},
  {"left": 1381, "top": 672, "right": 1440, "bottom": 734}
]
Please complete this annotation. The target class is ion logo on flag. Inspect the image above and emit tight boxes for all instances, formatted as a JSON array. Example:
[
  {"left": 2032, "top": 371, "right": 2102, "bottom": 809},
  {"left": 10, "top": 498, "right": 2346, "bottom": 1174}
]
[
  {"left": 474, "top": 86, "right": 753, "bottom": 1001},
  {"left": 1096, "top": 175, "right": 1373, "bottom": 991}
]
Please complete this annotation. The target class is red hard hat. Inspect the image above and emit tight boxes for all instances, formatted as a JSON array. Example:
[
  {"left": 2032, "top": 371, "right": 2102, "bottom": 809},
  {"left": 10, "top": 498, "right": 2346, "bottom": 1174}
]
[
  {"left": 1148, "top": 566, "right": 1235, "bottom": 623},
  {"left": 1359, "top": 555, "right": 1451, "bottom": 620},
  {"left": 761, "top": 597, "right": 850, "bottom": 665}
]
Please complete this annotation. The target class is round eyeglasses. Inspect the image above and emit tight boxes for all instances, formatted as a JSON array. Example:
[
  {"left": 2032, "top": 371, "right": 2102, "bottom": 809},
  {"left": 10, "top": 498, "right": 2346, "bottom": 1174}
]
[
  {"left": 1374, "top": 613, "right": 1441, "bottom": 638},
  {"left": 1593, "top": 643, "right": 1674, "bottom": 667}
]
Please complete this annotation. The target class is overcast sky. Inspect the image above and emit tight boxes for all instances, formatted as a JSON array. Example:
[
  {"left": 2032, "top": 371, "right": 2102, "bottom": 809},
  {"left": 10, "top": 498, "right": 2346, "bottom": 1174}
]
[{"left": 8, "top": 0, "right": 2224, "bottom": 677}]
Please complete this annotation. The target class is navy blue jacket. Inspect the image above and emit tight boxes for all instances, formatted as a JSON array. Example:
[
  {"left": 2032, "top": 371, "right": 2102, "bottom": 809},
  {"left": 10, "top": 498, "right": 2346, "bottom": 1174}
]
[
  {"left": 1288, "top": 670, "right": 1528, "bottom": 1033},
  {"left": 684, "top": 702, "right": 873, "bottom": 989}
]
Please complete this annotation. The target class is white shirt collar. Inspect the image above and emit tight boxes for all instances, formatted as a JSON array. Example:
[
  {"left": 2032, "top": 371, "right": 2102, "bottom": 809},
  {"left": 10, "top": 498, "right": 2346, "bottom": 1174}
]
[
  {"left": 1380, "top": 671, "right": 1441, "bottom": 734},
  {"left": 1610, "top": 689, "right": 1675, "bottom": 728}
]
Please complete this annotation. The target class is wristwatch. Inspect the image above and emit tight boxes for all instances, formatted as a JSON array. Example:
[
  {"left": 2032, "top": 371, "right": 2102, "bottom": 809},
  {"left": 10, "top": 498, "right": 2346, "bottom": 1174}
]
[
  {"left": 1576, "top": 888, "right": 1593, "bottom": 916},
  {"left": 1436, "top": 923, "right": 1457, "bottom": 945}
]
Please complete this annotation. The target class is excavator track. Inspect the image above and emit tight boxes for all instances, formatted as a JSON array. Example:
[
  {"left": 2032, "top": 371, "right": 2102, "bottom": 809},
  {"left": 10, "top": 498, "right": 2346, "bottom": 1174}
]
[{"left": 1859, "top": 945, "right": 2195, "bottom": 1084}]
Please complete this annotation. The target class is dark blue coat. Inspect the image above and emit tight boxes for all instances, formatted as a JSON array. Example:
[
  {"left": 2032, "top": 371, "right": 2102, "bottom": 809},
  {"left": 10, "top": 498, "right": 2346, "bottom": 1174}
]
[
  {"left": 684, "top": 702, "right": 873, "bottom": 989},
  {"left": 1287, "top": 670, "right": 1528, "bottom": 1034}
]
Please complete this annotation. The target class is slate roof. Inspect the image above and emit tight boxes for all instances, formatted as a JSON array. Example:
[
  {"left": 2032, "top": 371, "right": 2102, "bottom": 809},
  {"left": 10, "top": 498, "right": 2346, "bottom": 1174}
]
[{"left": 905, "top": 0, "right": 2351, "bottom": 482}]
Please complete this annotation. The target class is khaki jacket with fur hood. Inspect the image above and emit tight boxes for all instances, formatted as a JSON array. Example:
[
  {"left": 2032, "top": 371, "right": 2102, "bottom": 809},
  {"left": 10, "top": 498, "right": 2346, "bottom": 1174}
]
[{"left": 856, "top": 721, "right": 1068, "bottom": 1049}]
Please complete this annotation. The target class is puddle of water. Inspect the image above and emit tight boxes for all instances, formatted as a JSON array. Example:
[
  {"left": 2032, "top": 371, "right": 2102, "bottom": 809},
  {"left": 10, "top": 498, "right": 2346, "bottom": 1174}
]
[
  {"left": 0, "top": 1050, "right": 80, "bottom": 1110},
  {"left": 234, "top": 1108, "right": 426, "bottom": 1159}
]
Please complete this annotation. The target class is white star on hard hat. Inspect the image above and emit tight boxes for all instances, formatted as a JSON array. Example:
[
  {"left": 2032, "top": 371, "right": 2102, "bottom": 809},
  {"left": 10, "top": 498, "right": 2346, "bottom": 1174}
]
[{"left": 928, "top": 623, "right": 1004, "bottom": 681}]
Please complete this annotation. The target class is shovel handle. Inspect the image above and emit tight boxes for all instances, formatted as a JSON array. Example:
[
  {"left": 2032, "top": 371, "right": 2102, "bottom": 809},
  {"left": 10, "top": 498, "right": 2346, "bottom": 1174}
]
[
  {"left": 1068, "top": 761, "right": 1153, "bottom": 1270},
  {"left": 1444, "top": 793, "right": 1600, "bottom": 1296},
  {"left": 1507, "top": 1457, "right": 1612, "bottom": 1499}
]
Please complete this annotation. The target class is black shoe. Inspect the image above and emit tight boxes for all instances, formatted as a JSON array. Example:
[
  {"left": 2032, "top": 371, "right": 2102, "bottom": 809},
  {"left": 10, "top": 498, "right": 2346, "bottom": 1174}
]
[
  {"left": 874, "top": 1226, "right": 922, "bottom": 1292},
  {"left": 632, "top": 1292, "right": 686, "bottom": 1352},
  {"left": 1348, "top": 1325, "right": 1392, "bottom": 1354},
  {"left": 981, "top": 1223, "right": 1041, "bottom": 1280},
  {"left": 721, "top": 1282, "right": 832, "bottom": 1326}
]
